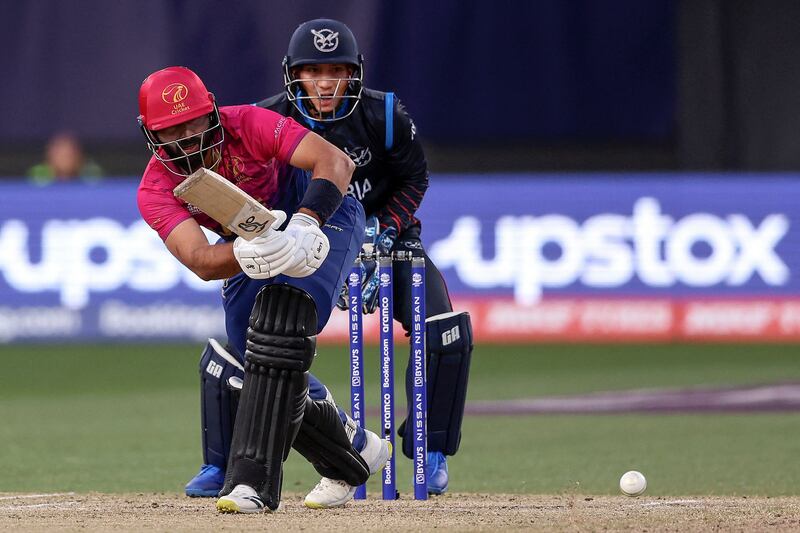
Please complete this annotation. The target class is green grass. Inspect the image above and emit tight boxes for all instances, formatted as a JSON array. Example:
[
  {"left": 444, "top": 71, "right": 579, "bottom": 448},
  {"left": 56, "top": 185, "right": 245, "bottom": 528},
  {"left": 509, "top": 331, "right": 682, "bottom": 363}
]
[
  {"left": 454, "top": 414, "right": 800, "bottom": 495},
  {"left": 0, "top": 343, "right": 798, "bottom": 495}
]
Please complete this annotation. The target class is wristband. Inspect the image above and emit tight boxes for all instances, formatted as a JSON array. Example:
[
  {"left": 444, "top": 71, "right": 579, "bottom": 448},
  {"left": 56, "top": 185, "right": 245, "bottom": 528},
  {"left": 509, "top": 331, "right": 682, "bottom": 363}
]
[{"left": 298, "top": 178, "right": 343, "bottom": 225}]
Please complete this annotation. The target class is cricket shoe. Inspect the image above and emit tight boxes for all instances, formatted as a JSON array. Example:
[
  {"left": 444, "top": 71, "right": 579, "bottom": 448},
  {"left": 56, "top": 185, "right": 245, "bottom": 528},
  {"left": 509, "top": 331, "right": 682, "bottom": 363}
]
[
  {"left": 185, "top": 464, "right": 225, "bottom": 497},
  {"left": 216, "top": 484, "right": 266, "bottom": 514},
  {"left": 426, "top": 451, "right": 449, "bottom": 495},
  {"left": 304, "top": 429, "right": 391, "bottom": 509}
]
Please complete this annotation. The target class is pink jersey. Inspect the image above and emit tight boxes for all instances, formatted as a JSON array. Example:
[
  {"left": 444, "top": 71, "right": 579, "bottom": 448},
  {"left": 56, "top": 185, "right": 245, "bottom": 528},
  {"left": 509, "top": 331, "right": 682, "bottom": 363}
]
[{"left": 137, "top": 105, "right": 309, "bottom": 241}]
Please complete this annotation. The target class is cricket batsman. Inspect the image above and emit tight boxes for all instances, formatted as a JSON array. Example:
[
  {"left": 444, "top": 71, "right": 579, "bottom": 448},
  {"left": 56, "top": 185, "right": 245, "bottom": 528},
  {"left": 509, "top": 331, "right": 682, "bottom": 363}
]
[{"left": 136, "top": 65, "right": 389, "bottom": 512}]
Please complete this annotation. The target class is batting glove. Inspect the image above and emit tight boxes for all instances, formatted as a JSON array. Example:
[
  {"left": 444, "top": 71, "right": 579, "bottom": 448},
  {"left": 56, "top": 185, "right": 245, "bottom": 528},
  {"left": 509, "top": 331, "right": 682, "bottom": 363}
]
[
  {"left": 282, "top": 212, "right": 330, "bottom": 278},
  {"left": 233, "top": 210, "right": 297, "bottom": 279}
]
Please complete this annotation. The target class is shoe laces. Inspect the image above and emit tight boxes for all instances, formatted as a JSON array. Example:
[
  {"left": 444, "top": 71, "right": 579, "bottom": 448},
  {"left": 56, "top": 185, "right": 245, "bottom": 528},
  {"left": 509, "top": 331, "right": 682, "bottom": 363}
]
[
  {"left": 230, "top": 484, "right": 258, "bottom": 497},
  {"left": 426, "top": 452, "right": 446, "bottom": 475}
]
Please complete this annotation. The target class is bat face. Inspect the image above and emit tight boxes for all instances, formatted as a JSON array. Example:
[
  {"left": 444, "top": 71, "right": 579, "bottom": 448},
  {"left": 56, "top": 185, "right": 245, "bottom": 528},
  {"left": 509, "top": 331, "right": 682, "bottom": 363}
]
[{"left": 173, "top": 168, "right": 278, "bottom": 240}]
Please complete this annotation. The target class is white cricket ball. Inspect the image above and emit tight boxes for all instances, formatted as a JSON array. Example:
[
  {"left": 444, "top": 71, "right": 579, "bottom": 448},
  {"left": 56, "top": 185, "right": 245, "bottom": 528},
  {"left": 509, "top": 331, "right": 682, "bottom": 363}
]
[{"left": 619, "top": 470, "right": 647, "bottom": 496}]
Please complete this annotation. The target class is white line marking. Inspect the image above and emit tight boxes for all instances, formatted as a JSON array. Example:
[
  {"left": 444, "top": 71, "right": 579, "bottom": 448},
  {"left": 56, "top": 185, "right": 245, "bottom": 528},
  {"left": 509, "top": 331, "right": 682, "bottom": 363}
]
[
  {"left": 639, "top": 499, "right": 702, "bottom": 507},
  {"left": 0, "top": 492, "right": 75, "bottom": 501},
  {"left": 0, "top": 502, "right": 79, "bottom": 511}
]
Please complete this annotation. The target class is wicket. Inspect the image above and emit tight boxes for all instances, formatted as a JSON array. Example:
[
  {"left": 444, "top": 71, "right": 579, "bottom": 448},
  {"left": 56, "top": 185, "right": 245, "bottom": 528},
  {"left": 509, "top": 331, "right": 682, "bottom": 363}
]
[{"left": 348, "top": 251, "right": 427, "bottom": 500}]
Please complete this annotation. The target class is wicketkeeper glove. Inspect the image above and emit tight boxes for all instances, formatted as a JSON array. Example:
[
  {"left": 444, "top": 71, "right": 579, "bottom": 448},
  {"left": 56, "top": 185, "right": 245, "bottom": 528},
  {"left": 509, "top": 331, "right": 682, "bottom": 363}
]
[
  {"left": 360, "top": 218, "right": 397, "bottom": 314},
  {"left": 335, "top": 280, "right": 350, "bottom": 311},
  {"left": 335, "top": 216, "right": 397, "bottom": 313}
]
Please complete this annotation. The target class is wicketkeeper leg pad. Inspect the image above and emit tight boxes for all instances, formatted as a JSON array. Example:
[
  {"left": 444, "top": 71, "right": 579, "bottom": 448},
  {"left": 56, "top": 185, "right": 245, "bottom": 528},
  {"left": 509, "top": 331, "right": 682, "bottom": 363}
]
[
  {"left": 220, "top": 284, "right": 318, "bottom": 511},
  {"left": 292, "top": 397, "right": 370, "bottom": 486},
  {"left": 401, "top": 311, "right": 473, "bottom": 458},
  {"left": 199, "top": 338, "right": 244, "bottom": 468}
]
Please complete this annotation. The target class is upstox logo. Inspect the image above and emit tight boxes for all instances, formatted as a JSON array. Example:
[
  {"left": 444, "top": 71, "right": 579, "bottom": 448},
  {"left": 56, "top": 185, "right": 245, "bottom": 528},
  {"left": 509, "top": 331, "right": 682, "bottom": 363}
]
[
  {"left": 161, "top": 83, "right": 188, "bottom": 104},
  {"left": 0, "top": 218, "right": 218, "bottom": 309},
  {"left": 430, "top": 197, "right": 790, "bottom": 305}
]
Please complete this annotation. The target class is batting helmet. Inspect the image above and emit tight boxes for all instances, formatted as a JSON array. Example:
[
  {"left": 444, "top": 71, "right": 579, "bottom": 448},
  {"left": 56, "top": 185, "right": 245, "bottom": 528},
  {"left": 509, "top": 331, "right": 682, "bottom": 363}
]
[
  {"left": 137, "top": 66, "right": 224, "bottom": 176},
  {"left": 283, "top": 19, "right": 364, "bottom": 122}
]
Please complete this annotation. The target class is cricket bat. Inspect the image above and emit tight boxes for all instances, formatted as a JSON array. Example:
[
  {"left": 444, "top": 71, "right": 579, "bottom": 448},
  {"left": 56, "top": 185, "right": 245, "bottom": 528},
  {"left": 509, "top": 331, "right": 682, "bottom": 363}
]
[{"left": 173, "top": 168, "right": 279, "bottom": 240}]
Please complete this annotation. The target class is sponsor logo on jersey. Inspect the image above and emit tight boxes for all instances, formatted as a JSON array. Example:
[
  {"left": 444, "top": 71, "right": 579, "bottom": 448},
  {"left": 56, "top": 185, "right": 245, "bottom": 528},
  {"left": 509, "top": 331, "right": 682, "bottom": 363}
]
[
  {"left": 347, "top": 178, "right": 372, "bottom": 200},
  {"left": 311, "top": 29, "right": 339, "bottom": 52},
  {"left": 273, "top": 116, "right": 287, "bottom": 138},
  {"left": 344, "top": 146, "right": 372, "bottom": 167}
]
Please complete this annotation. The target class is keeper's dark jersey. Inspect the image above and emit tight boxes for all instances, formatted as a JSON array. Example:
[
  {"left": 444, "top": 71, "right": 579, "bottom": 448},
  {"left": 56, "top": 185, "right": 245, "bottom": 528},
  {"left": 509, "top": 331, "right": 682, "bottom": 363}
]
[{"left": 257, "top": 88, "right": 428, "bottom": 233}]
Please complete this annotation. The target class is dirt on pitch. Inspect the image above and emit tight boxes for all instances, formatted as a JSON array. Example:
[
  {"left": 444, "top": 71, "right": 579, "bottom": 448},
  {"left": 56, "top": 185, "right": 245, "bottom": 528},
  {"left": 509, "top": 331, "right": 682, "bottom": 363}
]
[{"left": 1, "top": 492, "right": 799, "bottom": 532}]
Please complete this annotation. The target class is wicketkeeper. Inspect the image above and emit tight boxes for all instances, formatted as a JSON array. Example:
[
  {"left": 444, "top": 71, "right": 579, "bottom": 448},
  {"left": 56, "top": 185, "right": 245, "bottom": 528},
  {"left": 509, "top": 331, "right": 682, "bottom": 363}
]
[
  {"left": 258, "top": 19, "right": 474, "bottom": 496},
  {"left": 136, "top": 66, "right": 389, "bottom": 513}
]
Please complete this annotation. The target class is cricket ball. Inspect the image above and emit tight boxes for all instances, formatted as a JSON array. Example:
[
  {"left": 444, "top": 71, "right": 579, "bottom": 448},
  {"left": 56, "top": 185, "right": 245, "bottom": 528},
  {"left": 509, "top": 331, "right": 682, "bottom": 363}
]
[{"left": 619, "top": 470, "right": 647, "bottom": 496}]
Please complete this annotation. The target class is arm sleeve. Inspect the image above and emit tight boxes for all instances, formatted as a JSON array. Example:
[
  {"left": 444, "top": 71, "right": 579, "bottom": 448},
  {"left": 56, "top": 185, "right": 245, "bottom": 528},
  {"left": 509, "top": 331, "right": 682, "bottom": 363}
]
[
  {"left": 374, "top": 98, "right": 429, "bottom": 232},
  {"left": 240, "top": 107, "right": 310, "bottom": 163}
]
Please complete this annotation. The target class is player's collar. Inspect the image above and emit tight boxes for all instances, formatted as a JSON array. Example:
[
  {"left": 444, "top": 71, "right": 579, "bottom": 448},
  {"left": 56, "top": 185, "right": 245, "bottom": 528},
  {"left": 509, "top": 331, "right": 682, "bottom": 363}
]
[{"left": 295, "top": 90, "right": 351, "bottom": 129}]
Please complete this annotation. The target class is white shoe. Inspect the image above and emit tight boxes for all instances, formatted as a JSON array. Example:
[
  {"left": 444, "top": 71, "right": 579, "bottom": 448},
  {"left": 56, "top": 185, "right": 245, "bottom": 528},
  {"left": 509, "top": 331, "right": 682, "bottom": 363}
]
[
  {"left": 216, "top": 484, "right": 266, "bottom": 514},
  {"left": 303, "top": 429, "right": 391, "bottom": 509}
]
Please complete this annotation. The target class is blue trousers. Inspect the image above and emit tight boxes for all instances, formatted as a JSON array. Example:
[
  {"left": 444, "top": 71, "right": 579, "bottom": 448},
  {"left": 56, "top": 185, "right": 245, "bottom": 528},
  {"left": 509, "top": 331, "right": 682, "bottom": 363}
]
[{"left": 222, "top": 194, "right": 365, "bottom": 418}]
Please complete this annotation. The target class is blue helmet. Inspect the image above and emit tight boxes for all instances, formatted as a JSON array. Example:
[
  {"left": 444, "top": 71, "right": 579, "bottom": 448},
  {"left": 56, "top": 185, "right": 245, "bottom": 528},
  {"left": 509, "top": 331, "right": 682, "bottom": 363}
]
[{"left": 283, "top": 18, "right": 364, "bottom": 122}]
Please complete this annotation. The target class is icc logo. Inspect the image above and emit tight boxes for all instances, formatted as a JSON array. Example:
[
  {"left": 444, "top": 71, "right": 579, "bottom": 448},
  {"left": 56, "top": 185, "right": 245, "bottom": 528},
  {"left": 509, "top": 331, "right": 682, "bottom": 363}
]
[
  {"left": 311, "top": 28, "right": 339, "bottom": 52},
  {"left": 161, "top": 83, "right": 188, "bottom": 104},
  {"left": 349, "top": 272, "right": 359, "bottom": 284},
  {"left": 412, "top": 273, "right": 422, "bottom": 286},
  {"left": 380, "top": 273, "right": 390, "bottom": 284}
]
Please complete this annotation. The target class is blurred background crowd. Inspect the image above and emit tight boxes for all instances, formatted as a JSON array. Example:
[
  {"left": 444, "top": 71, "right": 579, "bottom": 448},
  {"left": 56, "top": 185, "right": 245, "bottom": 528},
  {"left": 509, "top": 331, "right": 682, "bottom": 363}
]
[{"left": 3, "top": 0, "right": 800, "bottom": 180}]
